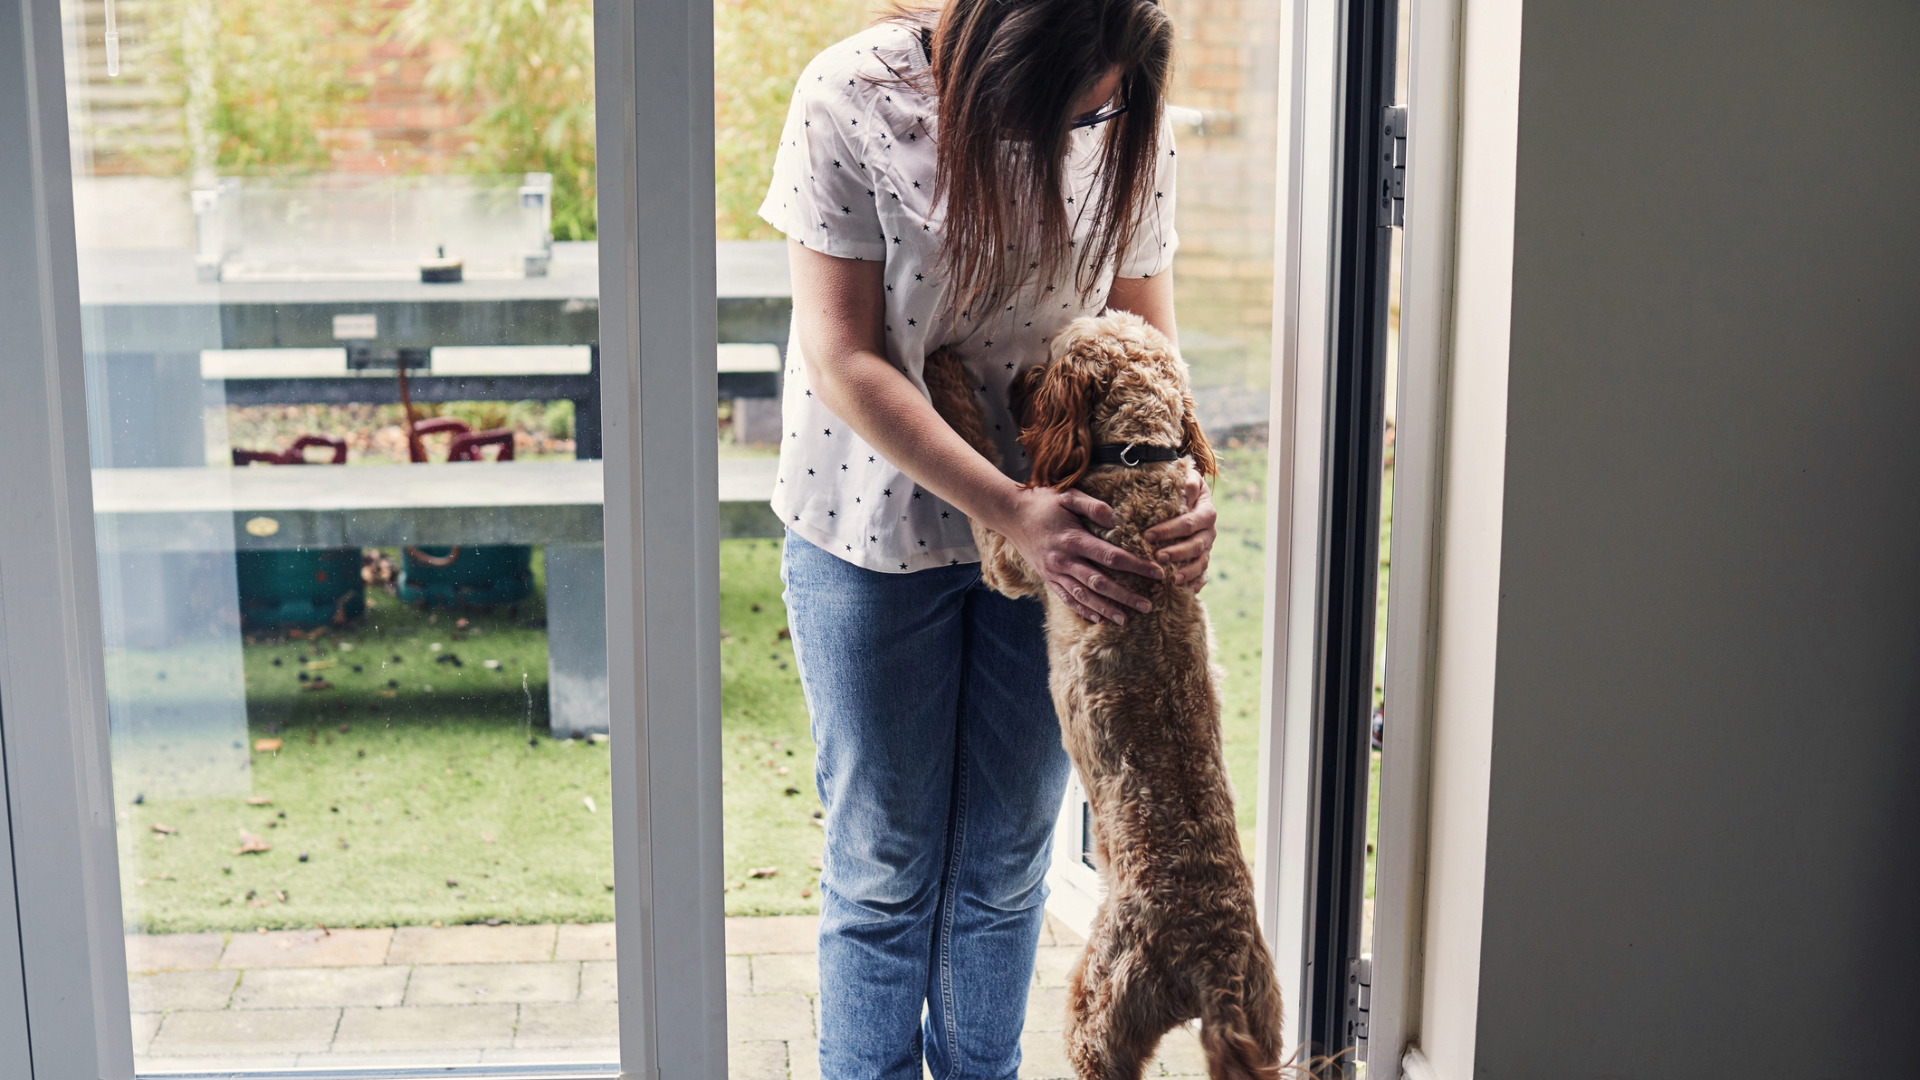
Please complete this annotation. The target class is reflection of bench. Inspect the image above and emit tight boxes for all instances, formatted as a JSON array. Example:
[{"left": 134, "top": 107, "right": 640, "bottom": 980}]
[{"left": 92, "top": 458, "right": 782, "bottom": 736}]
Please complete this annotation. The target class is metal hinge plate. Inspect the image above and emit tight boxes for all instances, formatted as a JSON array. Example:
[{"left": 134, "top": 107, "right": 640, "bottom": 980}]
[
  {"left": 1379, "top": 105, "right": 1407, "bottom": 228},
  {"left": 1348, "top": 953, "right": 1374, "bottom": 1061}
]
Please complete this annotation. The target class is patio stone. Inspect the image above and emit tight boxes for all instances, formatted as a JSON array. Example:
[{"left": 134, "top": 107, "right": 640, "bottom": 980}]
[
  {"left": 129, "top": 1012, "right": 162, "bottom": 1052},
  {"left": 148, "top": 1007, "right": 340, "bottom": 1055},
  {"left": 1019, "top": 1029, "right": 1075, "bottom": 1079},
  {"left": 1045, "top": 915, "right": 1086, "bottom": 946},
  {"left": 232, "top": 966, "right": 410, "bottom": 1009},
  {"left": 554, "top": 922, "right": 617, "bottom": 961},
  {"left": 729, "top": 1039, "right": 789, "bottom": 1080},
  {"left": 515, "top": 1001, "right": 621, "bottom": 1048},
  {"left": 725, "top": 955, "right": 750, "bottom": 995},
  {"left": 1031, "top": 946, "right": 1082, "bottom": 988},
  {"left": 726, "top": 992, "right": 815, "bottom": 1042},
  {"left": 788, "top": 1037, "right": 821, "bottom": 1080},
  {"left": 1149, "top": 1025, "right": 1207, "bottom": 1077},
  {"left": 298, "top": 1050, "right": 484, "bottom": 1066},
  {"left": 332, "top": 1004, "right": 517, "bottom": 1051},
  {"left": 129, "top": 970, "right": 238, "bottom": 1012},
  {"left": 387, "top": 923, "right": 557, "bottom": 964},
  {"left": 582, "top": 960, "right": 619, "bottom": 1002},
  {"left": 406, "top": 961, "right": 580, "bottom": 1005},
  {"left": 481, "top": 1045, "right": 622, "bottom": 1064},
  {"left": 126, "top": 932, "right": 224, "bottom": 973},
  {"left": 724, "top": 915, "right": 818, "bottom": 955},
  {"left": 751, "top": 952, "right": 819, "bottom": 996},
  {"left": 139, "top": 1054, "right": 304, "bottom": 1068},
  {"left": 220, "top": 928, "right": 392, "bottom": 969},
  {"left": 1024, "top": 985, "right": 1068, "bottom": 1032}
]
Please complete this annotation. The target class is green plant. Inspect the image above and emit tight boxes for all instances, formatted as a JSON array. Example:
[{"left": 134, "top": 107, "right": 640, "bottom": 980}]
[
  {"left": 397, "top": 0, "right": 598, "bottom": 240},
  {"left": 713, "top": 0, "right": 876, "bottom": 239},
  {"left": 139, "top": 0, "right": 358, "bottom": 175}
]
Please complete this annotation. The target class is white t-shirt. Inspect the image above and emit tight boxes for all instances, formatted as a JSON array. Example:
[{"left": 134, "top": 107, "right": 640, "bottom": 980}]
[{"left": 757, "top": 22, "right": 1179, "bottom": 573}]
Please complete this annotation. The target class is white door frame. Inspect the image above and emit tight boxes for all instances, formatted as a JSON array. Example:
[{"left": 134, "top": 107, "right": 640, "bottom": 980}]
[{"left": 0, "top": 0, "right": 730, "bottom": 1075}]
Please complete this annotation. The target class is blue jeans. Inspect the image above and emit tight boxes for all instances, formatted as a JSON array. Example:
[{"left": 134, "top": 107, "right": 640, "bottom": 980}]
[{"left": 782, "top": 530, "right": 1072, "bottom": 1080}]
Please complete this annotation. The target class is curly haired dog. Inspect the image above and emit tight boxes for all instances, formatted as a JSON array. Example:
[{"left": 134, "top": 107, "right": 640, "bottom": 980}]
[{"left": 923, "top": 311, "right": 1288, "bottom": 1080}]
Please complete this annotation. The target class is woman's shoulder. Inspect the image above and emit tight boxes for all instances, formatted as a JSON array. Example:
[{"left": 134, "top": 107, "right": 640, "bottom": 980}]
[{"left": 795, "top": 23, "right": 929, "bottom": 106}]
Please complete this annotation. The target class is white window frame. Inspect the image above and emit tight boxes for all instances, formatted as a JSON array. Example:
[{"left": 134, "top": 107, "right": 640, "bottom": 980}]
[{"left": 0, "top": 0, "right": 730, "bottom": 1076}]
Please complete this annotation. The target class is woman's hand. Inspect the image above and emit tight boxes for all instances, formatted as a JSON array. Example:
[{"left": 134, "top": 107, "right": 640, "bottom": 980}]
[
  {"left": 999, "top": 486, "right": 1166, "bottom": 626},
  {"left": 1144, "top": 468, "right": 1218, "bottom": 592}
]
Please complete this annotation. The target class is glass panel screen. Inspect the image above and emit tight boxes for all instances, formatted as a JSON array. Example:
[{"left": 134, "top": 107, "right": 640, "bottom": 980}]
[{"left": 61, "top": 0, "right": 616, "bottom": 1066}]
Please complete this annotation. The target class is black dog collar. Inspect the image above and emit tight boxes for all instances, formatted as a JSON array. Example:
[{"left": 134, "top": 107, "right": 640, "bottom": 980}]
[{"left": 1091, "top": 442, "right": 1184, "bottom": 467}]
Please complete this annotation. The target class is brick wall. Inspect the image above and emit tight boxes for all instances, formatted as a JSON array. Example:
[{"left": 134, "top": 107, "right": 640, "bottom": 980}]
[{"left": 1160, "top": 0, "right": 1283, "bottom": 392}]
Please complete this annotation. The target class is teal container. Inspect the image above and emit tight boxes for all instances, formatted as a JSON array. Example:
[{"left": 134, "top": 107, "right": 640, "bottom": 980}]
[
  {"left": 398, "top": 545, "right": 534, "bottom": 608},
  {"left": 235, "top": 549, "right": 366, "bottom": 629}
]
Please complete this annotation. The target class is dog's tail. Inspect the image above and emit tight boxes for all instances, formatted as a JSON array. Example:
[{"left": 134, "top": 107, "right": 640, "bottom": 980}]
[{"left": 922, "top": 346, "right": 1002, "bottom": 468}]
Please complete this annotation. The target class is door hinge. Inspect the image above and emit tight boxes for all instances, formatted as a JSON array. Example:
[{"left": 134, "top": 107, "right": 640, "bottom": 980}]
[
  {"left": 1378, "top": 105, "right": 1407, "bottom": 228},
  {"left": 1347, "top": 954, "right": 1373, "bottom": 1061}
]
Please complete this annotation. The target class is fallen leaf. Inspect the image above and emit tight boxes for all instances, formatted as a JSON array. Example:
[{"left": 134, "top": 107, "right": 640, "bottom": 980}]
[
  {"left": 777, "top": 765, "right": 791, "bottom": 775},
  {"left": 236, "top": 829, "right": 272, "bottom": 855},
  {"left": 304, "top": 659, "right": 336, "bottom": 671},
  {"left": 245, "top": 796, "right": 273, "bottom": 806},
  {"left": 429, "top": 642, "right": 443, "bottom": 652},
  {"left": 483, "top": 659, "right": 501, "bottom": 670},
  {"left": 809, "top": 855, "right": 823, "bottom": 870},
  {"left": 304, "top": 679, "right": 334, "bottom": 691},
  {"left": 582, "top": 795, "right": 597, "bottom": 813},
  {"left": 249, "top": 898, "right": 271, "bottom": 908},
  {"left": 777, "top": 627, "right": 791, "bottom": 641},
  {"left": 254, "top": 738, "right": 283, "bottom": 753},
  {"left": 481, "top": 832, "right": 496, "bottom": 843},
  {"left": 455, "top": 618, "right": 471, "bottom": 629},
  {"left": 784, "top": 786, "right": 801, "bottom": 796},
  {"left": 150, "top": 823, "right": 178, "bottom": 835},
  {"left": 749, "top": 866, "right": 779, "bottom": 879},
  {"left": 801, "top": 888, "right": 813, "bottom": 898},
  {"left": 377, "top": 690, "right": 398, "bottom": 698},
  {"left": 275, "top": 890, "right": 288, "bottom": 902}
]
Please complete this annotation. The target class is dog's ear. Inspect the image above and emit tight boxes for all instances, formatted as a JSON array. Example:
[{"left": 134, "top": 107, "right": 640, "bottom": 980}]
[
  {"left": 1020, "top": 357, "right": 1101, "bottom": 490},
  {"left": 1180, "top": 388, "right": 1218, "bottom": 479}
]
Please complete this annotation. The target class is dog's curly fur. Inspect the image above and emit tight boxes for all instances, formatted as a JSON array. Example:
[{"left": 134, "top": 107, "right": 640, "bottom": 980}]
[{"left": 925, "top": 311, "right": 1287, "bottom": 1080}]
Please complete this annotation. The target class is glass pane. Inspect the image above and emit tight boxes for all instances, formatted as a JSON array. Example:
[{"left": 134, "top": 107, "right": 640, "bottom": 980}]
[
  {"left": 61, "top": 0, "right": 615, "bottom": 1066},
  {"left": 709, "top": 2, "right": 1292, "bottom": 1078}
]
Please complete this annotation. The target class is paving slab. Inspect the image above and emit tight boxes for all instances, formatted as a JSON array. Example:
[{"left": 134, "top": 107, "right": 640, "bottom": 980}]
[
  {"left": 232, "top": 966, "right": 410, "bottom": 1009},
  {"left": 481, "top": 1045, "right": 622, "bottom": 1064},
  {"left": 130, "top": 1012, "right": 162, "bottom": 1052},
  {"left": 729, "top": 1039, "right": 790, "bottom": 1080},
  {"left": 1031, "top": 945, "right": 1082, "bottom": 988},
  {"left": 1019, "top": 1029, "right": 1075, "bottom": 1080},
  {"left": 725, "top": 955, "right": 750, "bottom": 996},
  {"left": 388, "top": 923, "right": 557, "bottom": 964},
  {"left": 726, "top": 992, "right": 815, "bottom": 1042},
  {"left": 554, "top": 922, "right": 616, "bottom": 961},
  {"left": 126, "top": 932, "right": 224, "bottom": 973},
  {"left": 137, "top": 1054, "right": 305, "bottom": 1069},
  {"left": 581, "top": 960, "right": 620, "bottom": 1003},
  {"left": 148, "top": 1007, "right": 340, "bottom": 1055},
  {"left": 333, "top": 1003, "right": 518, "bottom": 1051},
  {"left": 406, "top": 961, "right": 580, "bottom": 1005},
  {"left": 1149, "top": 1025, "right": 1207, "bottom": 1077},
  {"left": 220, "top": 928, "right": 393, "bottom": 969},
  {"left": 1024, "top": 985, "right": 1068, "bottom": 1032},
  {"left": 788, "top": 1037, "right": 821, "bottom": 1080},
  {"left": 297, "top": 1050, "right": 484, "bottom": 1066},
  {"left": 515, "top": 1001, "right": 621, "bottom": 1048},
  {"left": 750, "top": 952, "right": 819, "bottom": 996},
  {"left": 1044, "top": 915, "right": 1086, "bottom": 947},
  {"left": 724, "top": 915, "right": 818, "bottom": 955},
  {"left": 129, "top": 970, "right": 238, "bottom": 1012}
]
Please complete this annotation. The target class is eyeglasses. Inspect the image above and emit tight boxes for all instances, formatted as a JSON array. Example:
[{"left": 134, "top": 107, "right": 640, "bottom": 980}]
[{"left": 1071, "top": 87, "right": 1130, "bottom": 130}]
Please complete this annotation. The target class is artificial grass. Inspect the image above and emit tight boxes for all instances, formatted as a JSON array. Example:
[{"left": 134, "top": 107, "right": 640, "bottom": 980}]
[{"left": 117, "top": 450, "right": 1315, "bottom": 933}]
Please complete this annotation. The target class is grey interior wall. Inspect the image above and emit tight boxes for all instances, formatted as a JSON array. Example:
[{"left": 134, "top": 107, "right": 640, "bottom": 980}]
[{"left": 1478, "top": 3, "right": 1920, "bottom": 1075}]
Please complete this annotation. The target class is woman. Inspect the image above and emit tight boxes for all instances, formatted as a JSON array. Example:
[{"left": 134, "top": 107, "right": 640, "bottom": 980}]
[{"left": 758, "top": 2, "right": 1216, "bottom": 1077}]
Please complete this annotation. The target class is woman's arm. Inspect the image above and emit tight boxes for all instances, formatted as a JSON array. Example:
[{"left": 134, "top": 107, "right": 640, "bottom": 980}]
[
  {"left": 789, "top": 241, "right": 1165, "bottom": 625},
  {"left": 1107, "top": 271, "right": 1219, "bottom": 591}
]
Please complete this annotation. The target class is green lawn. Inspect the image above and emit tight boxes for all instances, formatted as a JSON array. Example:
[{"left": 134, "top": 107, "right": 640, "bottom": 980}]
[{"left": 118, "top": 451, "right": 1300, "bottom": 933}]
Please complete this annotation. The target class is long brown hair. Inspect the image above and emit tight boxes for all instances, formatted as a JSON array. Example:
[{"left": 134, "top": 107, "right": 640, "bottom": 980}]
[{"left": 884, "top": 0, "right": 1174, "bottom": 319}]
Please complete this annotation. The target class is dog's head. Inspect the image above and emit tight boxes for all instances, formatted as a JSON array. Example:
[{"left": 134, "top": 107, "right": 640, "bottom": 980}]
[{"left": 1013, "top": 310, "right": 1217, "bottom": 490}]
